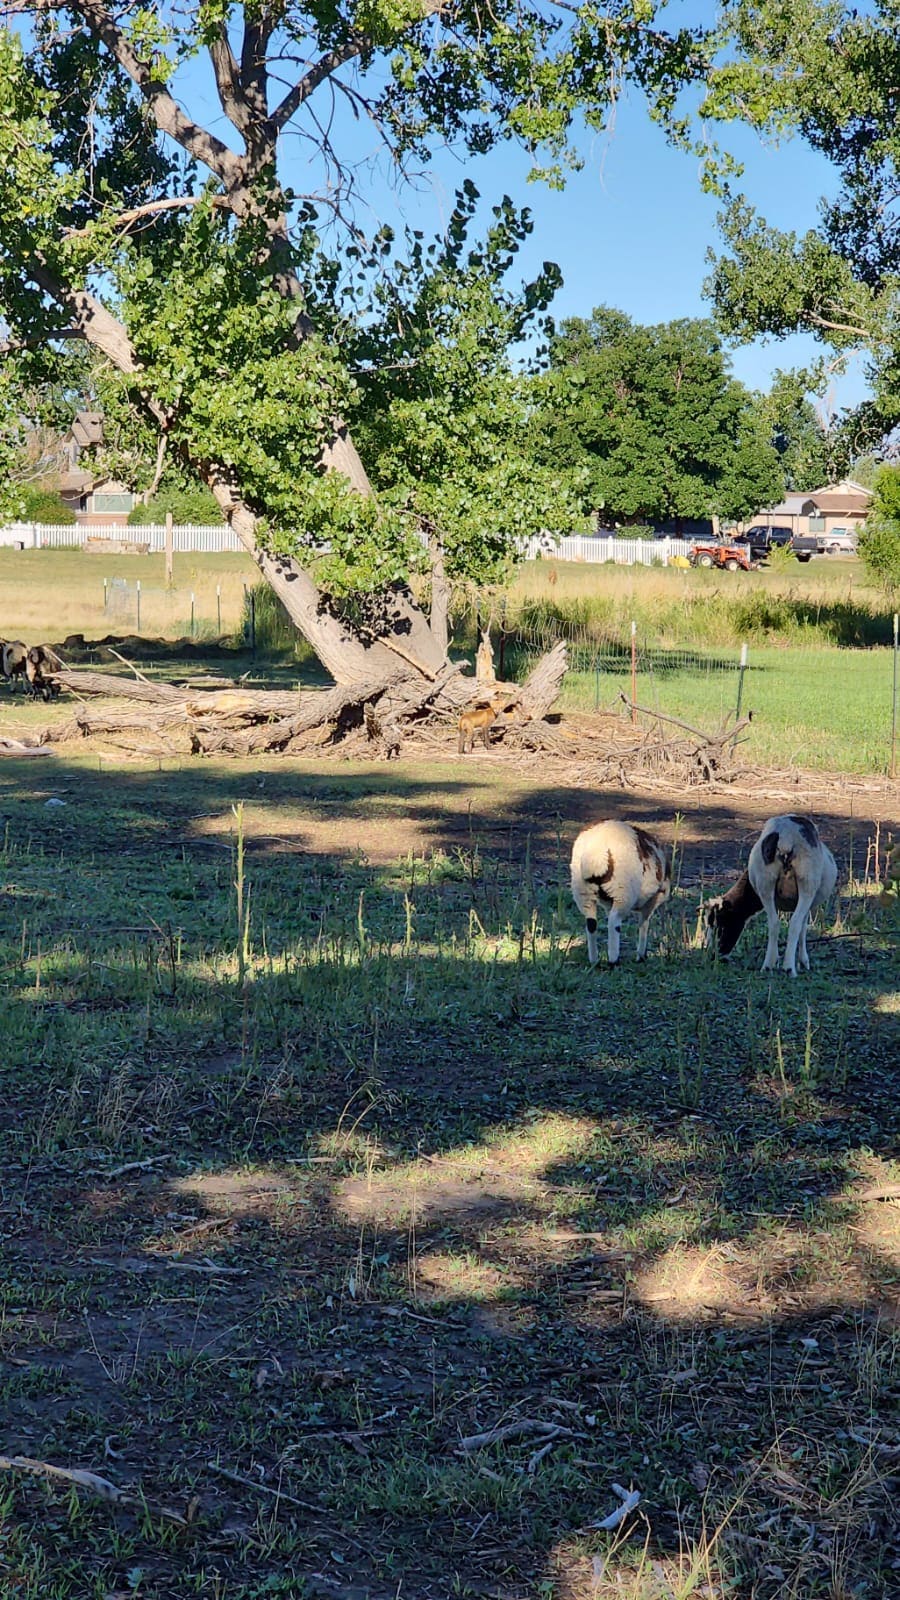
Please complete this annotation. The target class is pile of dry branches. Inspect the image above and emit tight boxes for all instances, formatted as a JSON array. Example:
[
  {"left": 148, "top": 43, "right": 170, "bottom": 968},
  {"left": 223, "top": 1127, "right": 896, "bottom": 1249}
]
[{"left": 35, "top": 642, "right": 570, "bottom": 760}]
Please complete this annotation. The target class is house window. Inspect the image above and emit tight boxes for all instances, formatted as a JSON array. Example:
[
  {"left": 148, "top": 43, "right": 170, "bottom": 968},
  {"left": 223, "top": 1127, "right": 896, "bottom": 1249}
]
[
  {"left": 91, "top": 492, "right": 133, "bottom": 514},
  {"left": 808, "top": 515, "right": 825, "bottom": 532}
]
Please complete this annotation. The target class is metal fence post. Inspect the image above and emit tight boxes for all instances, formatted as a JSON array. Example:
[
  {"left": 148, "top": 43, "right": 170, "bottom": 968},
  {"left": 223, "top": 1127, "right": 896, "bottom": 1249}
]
[
  {"left": 190, "top": 592, "right": 195, "bottom": 636},
  {"left": 630, "top": 620, "right": 637, "bottom": 724},
  {"left": 216, "top": 584, "right": 221, "bottom": 636},
  {"left": 735, "top": 642, "right": 749, "bottom": 720},
  {"left": 136, "top": 579, "right": 141, "bottom": 633},
  {"left": 883, "top": 611, "right": 890, "bottom": 780}
]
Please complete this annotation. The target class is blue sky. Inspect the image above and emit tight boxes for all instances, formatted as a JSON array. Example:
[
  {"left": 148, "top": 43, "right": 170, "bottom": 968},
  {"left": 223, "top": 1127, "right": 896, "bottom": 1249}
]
[
  {"left": 171, "top": 15, "right": 867, "bottom": 417},
  {"left": 344, "top": 94, "right": 868, "bottom": 414}
]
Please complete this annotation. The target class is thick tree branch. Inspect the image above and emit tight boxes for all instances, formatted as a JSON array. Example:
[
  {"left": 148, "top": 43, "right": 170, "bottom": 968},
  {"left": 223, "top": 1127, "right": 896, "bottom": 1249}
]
[
  {"left": 0, "top": 328, "right": 85, "bottom": 353},
  {"left": 209, "top": 27, "right": 254, "bottom": 139},
  {"left": 270, "top": 37, "right": 371, "bottom": 132},
  {"left": 805, "top": 311, "right": 872, "bottom": 340},
  {"left": 22, "top": 0, "right": 247, "bottom": 188},
  {"left": 271, "top": 0, "right": 444, "bottom": 133},
  {"left": 63, "top": 194, "right": 228, "bottom": 238},
  {"left": 240, "top": 16, "right": 272, "bottom": 127}
]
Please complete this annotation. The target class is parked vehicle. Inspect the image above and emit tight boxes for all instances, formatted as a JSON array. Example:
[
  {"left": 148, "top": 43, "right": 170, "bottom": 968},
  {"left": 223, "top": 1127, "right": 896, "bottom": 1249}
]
[
  {"left": 789, "top": 533, "right": 819, "bottom": 563},
  {"left": 820, "top": 527, "right": 858, "bottom": 555},
  {"left": 689, "top": 542, "right": 758, "bottom": 572},
  {"left": 735, "top": 524, "right": 794, "bottom": 560},
  {"left": 790, "top": 527, "right": 860, "bottom": 560}
]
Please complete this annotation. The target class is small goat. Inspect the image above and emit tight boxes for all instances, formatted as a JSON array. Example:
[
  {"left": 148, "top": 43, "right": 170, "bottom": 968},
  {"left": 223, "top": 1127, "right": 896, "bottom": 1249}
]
[
  {"left": 706, "top": 814, "right": 837, "bottom": 977},
  {"left": 458, "top": 699, "right": 499, "bottom": 754},
  {"left": 571, "top": 819, "right": 671, "bottom": 965},
  {"left": 1, "top": 640, "right": 27, "bottom": 691},
  {"left": 25, "top": 645, "right": 62, "bottom": 702}
]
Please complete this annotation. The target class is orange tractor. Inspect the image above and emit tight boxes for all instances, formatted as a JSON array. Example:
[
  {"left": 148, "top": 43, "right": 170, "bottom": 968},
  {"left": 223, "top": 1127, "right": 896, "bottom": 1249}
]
[{"left": 689, "top": 542, "right": 758, "bottom": 572}]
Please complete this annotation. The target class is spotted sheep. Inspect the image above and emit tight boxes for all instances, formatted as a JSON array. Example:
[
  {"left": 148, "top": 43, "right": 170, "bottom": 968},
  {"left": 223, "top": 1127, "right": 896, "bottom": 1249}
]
[
  {"left": 571, "top": 819, "right": 671, "bottom": 966},
  {"left": 705, "top": 814, "right": 838, "bottom": 977}
]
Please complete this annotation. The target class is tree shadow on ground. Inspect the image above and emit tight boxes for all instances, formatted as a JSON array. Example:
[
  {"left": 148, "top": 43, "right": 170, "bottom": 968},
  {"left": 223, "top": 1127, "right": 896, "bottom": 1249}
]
[{"left": 0, "top": 752, "right": 896, "bottom": 1598}]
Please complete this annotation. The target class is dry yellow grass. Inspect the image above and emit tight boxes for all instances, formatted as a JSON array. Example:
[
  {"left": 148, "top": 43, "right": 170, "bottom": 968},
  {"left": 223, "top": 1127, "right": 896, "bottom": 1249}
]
[
  {"left": 509, "top": 553, "right": 878, "bottom": 610},
  {"left": 0, "top": 548, "right": 257, "bottom": 643}
]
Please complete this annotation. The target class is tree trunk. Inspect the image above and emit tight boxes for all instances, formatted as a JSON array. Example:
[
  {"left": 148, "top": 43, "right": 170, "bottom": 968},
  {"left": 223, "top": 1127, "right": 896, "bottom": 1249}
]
[
  {"left": 518, "top": 640, "right": 568, "bottom": 720},
  {"left": 203, "top": 472, "right": 453, "bottom": 685},
  {"left": 428, "top": 529, "right": 450, "bottom": 654}
]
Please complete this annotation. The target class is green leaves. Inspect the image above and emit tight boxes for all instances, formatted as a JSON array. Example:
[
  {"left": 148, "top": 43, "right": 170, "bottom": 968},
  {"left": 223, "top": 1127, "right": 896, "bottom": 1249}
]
[
  {"left": 693, "top": 2, "right": 900, "bottom": 457},
  {"left": 325, "top": 189, "right": 577, "bottom": 590},
  {"left": 859, "top": 466, "right": 900, "bottom": 599},
  {"left": 533, "top": 308, "right": 784, "bottom": 524}
]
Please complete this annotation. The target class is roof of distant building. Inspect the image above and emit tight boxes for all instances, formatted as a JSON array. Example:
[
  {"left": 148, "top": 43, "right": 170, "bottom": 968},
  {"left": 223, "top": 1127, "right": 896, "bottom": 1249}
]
[
  {"left": 70, "top": 411, "right": 104, "bottom": 448},
  {"left": 801, "top": 491, "right": 870, "bottom": 514}
]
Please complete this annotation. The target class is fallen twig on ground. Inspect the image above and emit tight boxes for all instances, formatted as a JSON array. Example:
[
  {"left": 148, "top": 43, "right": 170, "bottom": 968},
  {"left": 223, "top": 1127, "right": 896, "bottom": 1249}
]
[
  {"left": 205, "top": 1461, "right": 323, "bottom": 1511},
  {"left": 0, "top": 1454, "right": 121, "bottom": 1502},
  {"left": 84, "top": 1154, "right": 175, "bottom": 1180},
  {"left": 589, "top": 1483, "right": 642, "bottom": 1530},
  {"left": 456, "top": 1419, "right": 581, "bottom": 1454}
]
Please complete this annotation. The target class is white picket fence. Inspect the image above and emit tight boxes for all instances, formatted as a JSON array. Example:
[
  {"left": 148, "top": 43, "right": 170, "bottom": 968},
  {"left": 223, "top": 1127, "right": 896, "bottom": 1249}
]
[
  {"left": 520, "top": 533, "right": 695, "bottom": 565},
  {"left": 0, "top": 521, "right": 244, "bottom": 553},
  {"left": 1, "top": 522, "right": 699, "bottom": 566}
]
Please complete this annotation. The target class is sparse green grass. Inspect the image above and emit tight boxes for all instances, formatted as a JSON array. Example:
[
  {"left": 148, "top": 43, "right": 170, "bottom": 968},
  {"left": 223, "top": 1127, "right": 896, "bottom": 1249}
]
[
  {"left": 0, "top": 754, "right": 896, "bottom": 1598},
  {"left": 559, "top": 646, "right": 894, "bottom": 772}
]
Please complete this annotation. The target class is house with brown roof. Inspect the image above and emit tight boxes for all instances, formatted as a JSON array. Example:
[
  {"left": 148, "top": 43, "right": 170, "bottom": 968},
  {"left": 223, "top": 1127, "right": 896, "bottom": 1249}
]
[
  {"left": 745, "top": 479, "right": 871, "bottom": 540},
  {"left": 57, "top": 411, "right": 136, "bottom": 526}
]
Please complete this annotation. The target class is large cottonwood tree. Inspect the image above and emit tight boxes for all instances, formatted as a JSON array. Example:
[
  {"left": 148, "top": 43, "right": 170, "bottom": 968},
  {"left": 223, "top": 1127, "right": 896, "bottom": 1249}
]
[{"left": 0, "top": 2, "right": 706, "bottom": 690}]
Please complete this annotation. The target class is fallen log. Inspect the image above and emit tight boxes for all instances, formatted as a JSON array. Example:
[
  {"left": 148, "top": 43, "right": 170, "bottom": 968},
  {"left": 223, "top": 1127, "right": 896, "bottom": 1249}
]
[
  {"left": 0, "top": 737, "right": 51, "bottom": 758},
  {"left": 519, "top": 640, "right": 568, "bottom": 721},
  {"left": 190, "top": 676, "right": 397, "bottom": 755},
  {"left": 53, "top": 670, "right": 186, "bottom": 703},
  {"left": 41, "top": 644, "right": 567, "bottom": 759}
]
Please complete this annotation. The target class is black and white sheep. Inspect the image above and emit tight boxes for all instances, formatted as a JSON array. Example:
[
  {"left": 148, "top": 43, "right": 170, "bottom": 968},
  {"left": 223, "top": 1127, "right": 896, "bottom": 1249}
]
[
  {"left": 1, "top": 640, "right": 27, "bottom": 691},
  {"left": 571, "top": 819, "right": 671, "bottom": 966},
  {"left": 706, "top": 814, "right": 837, "bottom": 977}
]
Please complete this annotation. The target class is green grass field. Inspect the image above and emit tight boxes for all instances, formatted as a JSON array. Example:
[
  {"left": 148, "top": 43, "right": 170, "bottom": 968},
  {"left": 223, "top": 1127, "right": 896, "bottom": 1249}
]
[
  {"left": 557, "top": 647, "right": 894, "bottom": 772},
  {"left": 0, "top": 754, "right": 896, "bottom": 1599},
  {"left": 1, "top": 546, "right": 896, "bottom": 773},
  {"left": 0, "top": 548, "right": 257, "bottom": 642}
]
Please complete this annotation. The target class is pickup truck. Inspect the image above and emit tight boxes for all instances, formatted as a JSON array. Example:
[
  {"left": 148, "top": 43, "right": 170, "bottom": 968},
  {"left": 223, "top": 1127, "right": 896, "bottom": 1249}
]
[
  {"left": 790, "top": 528, "right": 859, "bottom": 561},
  {"left": 734, "top": 525, "right": 794, "bottom": 560},
  {"left": 789, "top": 533, "right": 819, "bottom": 563}
]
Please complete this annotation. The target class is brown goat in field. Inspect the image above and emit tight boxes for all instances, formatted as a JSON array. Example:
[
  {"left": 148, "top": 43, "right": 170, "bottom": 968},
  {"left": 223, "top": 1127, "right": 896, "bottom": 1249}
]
[{"left": 457, "top": 703, "right": 496, "bottom": 754}]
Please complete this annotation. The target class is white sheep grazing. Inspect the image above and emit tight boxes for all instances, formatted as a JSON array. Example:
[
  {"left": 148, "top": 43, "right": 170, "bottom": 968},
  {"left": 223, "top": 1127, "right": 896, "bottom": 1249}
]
[
  {"left": 706, "top": 814, "right": 837, "bottom": 977},
  {"left": 571, "top": 819, "right": 671, "bottom": 966}
]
